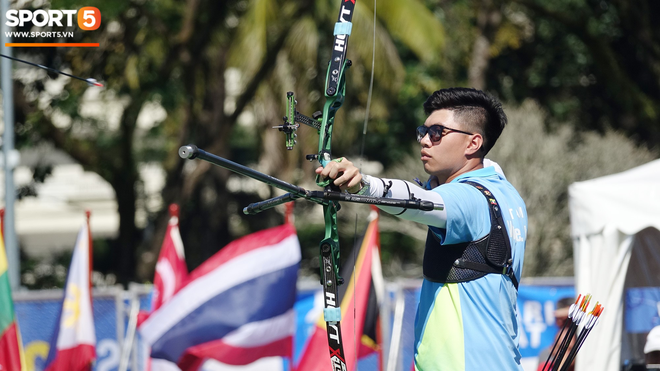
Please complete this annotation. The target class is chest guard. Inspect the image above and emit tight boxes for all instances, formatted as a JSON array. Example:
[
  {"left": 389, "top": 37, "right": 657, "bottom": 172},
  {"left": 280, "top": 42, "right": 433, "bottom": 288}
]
[{"left": 422, "top": 181, "right": 519, "bottom": 289}]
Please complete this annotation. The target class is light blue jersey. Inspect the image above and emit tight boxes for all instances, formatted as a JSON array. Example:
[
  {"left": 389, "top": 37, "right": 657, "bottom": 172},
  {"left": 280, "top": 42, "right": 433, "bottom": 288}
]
[{"left": 414, "top": 167, "right": 527, "bottom": 371}]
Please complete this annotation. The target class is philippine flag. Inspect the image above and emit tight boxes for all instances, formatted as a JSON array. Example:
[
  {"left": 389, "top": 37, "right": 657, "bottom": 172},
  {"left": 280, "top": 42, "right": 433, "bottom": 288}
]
[
  {"left": 44, "top": 219, "right": 96, "bottom": 371},
  {"left": 140, "top": 223, "right": 300, "bottom": 370}
]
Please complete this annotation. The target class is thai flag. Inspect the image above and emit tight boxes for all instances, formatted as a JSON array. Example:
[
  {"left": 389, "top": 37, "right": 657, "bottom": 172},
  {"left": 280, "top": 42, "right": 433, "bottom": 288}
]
[
  {"left": 140, "top": 223, "right": 300, "bottom": 370},
  {"left": 44, "top": 218, "right": 96, "bottom": 371}
]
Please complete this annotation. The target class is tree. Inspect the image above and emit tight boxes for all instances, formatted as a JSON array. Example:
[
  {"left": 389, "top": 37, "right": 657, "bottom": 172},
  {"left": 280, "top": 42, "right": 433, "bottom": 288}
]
[
  {"left": 12, "top": 0, "right": 445, "bottom": 284},
  {"left": 488, "top": 0, "right": 660, "bottom": 145}
]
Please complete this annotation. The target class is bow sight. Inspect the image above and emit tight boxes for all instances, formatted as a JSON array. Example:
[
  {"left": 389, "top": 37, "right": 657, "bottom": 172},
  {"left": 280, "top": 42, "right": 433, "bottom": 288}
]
[{"left": 272, "top": 91, "right": 323, "bottom": 151}]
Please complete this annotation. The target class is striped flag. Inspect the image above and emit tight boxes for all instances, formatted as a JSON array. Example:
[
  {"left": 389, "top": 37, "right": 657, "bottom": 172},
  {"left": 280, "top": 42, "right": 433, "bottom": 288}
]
[
  {"left": 44, "top": 217, "right": 96, "bottom": 371},
  {"left": 151, "top": 204, "right": 188, "bottom": 312},
  {"left": 140, "top": 223, "right": 300, "bottom": 371},
  {"left": 140, "top": 204, "right": 189, "bottom": 371},
  {"left": 296, "top": 207, "right": 384, "bottom": 371},
  {"left": 0, "top": 214, "right": 27, "bottom": 371}
]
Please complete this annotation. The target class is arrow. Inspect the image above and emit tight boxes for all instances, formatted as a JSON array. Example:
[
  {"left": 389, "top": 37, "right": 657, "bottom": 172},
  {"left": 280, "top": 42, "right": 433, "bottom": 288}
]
[{"left": 0, "top": 53, "right": 103, "bottom": 87}]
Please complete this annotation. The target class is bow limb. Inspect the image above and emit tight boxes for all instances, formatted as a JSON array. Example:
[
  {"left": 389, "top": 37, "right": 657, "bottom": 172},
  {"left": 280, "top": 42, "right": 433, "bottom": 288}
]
[{"left": 315, "top": 1, "right": 358, "bottom": 370}]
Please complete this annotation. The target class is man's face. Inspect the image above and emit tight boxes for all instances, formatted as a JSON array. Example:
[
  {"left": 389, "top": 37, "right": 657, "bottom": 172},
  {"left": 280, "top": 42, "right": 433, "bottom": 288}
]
[
  {"left": 419, "top": 109, "right": 474, "bottom": 180},
  {"left": 555, "top": 314, "right": 569, "bottom": 329}
]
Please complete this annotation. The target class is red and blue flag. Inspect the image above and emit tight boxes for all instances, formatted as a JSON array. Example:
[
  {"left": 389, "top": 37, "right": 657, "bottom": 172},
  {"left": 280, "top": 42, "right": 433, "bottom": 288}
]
[{"left": 140, "top": 223, "right": 300, "bottom": 370}]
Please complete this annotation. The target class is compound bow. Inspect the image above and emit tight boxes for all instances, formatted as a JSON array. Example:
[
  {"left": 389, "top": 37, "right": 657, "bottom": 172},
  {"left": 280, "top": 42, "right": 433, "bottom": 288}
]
[{"left": 178, "top": 0, "right": 442, "bottom": 369}]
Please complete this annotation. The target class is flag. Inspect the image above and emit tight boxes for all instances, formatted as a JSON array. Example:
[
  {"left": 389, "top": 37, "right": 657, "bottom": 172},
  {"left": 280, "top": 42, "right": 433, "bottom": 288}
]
[
  {"left": 296, "top": 207, "right": 384, "bottom": 371},
  {"left": 151, "top": 204, "right": 188, "bottom": 312},
  {"left": 44, "top": 217, "right": 96, "bottom": 371},
  {"left": 140, "top": 204, "right": 189, "bottom": 371},
  {"left": 0, "top": 212, "right": 27, "bottom": 371},
  {"left": 140, "top": 223, "right": 301, "bottom": 371}
]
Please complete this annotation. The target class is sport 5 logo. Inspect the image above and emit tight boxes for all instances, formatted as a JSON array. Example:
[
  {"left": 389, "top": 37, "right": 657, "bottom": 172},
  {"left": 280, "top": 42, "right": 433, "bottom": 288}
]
[{"left": 6, "top": 7, "right": 101, "bottom": 30}]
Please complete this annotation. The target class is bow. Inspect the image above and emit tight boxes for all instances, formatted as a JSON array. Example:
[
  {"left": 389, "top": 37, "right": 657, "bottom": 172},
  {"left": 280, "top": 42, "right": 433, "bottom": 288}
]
[
  {"left": 279, "top": 1, "right": 358, "bottom": 367},
  {"left": 178, "top": 0, "right": 442, "bottom": 368}
]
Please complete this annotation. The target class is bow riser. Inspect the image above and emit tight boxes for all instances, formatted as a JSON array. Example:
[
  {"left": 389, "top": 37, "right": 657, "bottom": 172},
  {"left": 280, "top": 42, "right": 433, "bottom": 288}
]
[{"left": 315, "top": 60, "right": 349, "bottom": 184}]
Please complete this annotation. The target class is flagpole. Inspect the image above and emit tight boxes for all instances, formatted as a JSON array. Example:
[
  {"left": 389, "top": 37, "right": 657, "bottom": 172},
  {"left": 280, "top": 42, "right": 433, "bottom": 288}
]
[
  {"left": 86, "top": 210, "right": 93, "bottom": 294},
  {"left": 119, "top": 296, "right": 140, "bottom": 371},
  {"left": 386, "top": 286, "right": 405, "bottom": 371},
  {"left": 1, "top": 0, "right": 19, "bottom": 292}
]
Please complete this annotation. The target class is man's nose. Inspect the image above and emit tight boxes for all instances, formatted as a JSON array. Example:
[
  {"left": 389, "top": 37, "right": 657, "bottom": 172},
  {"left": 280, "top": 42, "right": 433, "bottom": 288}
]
[{"left": 420, "top": 133, "right": 433, "bottom": 147}]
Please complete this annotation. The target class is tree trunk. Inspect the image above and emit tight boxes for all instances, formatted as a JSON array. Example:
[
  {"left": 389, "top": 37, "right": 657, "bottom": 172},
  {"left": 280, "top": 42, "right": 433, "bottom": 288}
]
[
  {"left": 468, "top": 0, "right": 502, "bottom": 90},
  {"left": 113, "top": 173, "right": 138, "bottom": 284},
  {"left": 110, "top": 95, "right": 142, "bottom": 285}
]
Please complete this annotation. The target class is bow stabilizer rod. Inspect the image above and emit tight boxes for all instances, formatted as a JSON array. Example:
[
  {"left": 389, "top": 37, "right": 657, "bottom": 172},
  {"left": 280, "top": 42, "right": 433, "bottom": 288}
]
[
  {"left": 179, "top": 145, "right": 309, "bottom": 197},
  {"left": 178, "top": 145, "right": 443, "bottom": 214}
]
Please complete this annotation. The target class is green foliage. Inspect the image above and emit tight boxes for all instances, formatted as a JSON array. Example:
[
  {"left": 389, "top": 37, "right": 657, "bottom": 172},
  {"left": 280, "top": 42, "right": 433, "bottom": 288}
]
[
  {"left": 487, "top": 0, "right": 660, "bottom": 145},
  {"left": 20, "top": 249, "right": 70, "bottom": 289},
  {"left": 20, "top": 238, "right": 118, "bottom": 289},
  {"left": 362, "top": 0, "right": 445, "bottom": 65}
]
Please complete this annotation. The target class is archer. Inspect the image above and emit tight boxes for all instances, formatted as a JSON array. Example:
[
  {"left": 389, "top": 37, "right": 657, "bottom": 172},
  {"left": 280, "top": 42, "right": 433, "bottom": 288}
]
[{"left": 318, "top": 87, "right": 528, "bottom": 371}]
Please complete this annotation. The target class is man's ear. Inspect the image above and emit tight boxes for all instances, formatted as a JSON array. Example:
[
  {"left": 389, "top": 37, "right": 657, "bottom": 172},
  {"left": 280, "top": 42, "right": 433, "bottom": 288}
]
[{"left": 465, "top": 133, "right": 484, "bottom": 156}]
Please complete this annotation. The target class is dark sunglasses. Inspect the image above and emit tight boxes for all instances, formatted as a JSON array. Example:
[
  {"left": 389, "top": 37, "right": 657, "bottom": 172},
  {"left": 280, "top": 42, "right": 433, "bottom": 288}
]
[{"left": 416, "top": 125, "right": 473, "bottom": 143}]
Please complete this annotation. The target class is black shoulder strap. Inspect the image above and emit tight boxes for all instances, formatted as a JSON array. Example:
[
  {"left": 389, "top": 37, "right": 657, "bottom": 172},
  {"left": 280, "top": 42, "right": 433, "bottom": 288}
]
[{"left": 460, "top": 181, "right": 519, "bottom": 289}]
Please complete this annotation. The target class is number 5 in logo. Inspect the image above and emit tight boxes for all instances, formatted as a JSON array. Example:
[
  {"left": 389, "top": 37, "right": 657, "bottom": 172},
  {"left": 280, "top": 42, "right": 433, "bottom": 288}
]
[{"left": 78, "top": 7, "right": 101, "bottom": 30}]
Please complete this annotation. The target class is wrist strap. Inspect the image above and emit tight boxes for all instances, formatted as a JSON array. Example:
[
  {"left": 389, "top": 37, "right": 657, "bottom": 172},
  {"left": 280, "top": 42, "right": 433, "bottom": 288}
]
[
  {"left": 380, "top": 178, "right": 393, "bottom": 197},
  {"left": 393, "top": 180, "right": 411, "bottom": 216}
]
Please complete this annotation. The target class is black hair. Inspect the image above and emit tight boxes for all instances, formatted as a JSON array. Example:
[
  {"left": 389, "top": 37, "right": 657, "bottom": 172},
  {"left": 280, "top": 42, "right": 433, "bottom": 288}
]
[
  {"left": 556, "top": 297, "right": 575, "bottom": 309},
  {"left": 423, "top": 87, "right": 507, "bottom": 155}
]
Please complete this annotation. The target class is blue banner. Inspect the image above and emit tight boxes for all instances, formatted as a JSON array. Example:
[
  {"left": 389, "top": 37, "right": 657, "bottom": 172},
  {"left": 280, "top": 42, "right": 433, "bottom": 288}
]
[
  {"left": 15, "top": 293, "right": 122, "bottom": 371},
  {"left": 625, "top": 287, "right": 660, "bottom": 333},
  {"left": 517, "top": 285, "right": 575, "bottom": 358}
]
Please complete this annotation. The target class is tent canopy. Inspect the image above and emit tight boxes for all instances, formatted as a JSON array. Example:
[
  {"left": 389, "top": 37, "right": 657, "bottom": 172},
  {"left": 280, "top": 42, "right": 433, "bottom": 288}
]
[
  {"left": 569, "top": 159, "right": 660, "bottom": 371},
  {"left": 569, "top": 159, "right": 660, "bottom": 237}
]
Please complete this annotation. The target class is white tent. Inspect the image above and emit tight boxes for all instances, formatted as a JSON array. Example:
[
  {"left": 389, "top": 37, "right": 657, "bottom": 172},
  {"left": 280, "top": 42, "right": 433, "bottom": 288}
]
[{"left": 569, "top": 159, "right": 660, "bottom": 371}]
